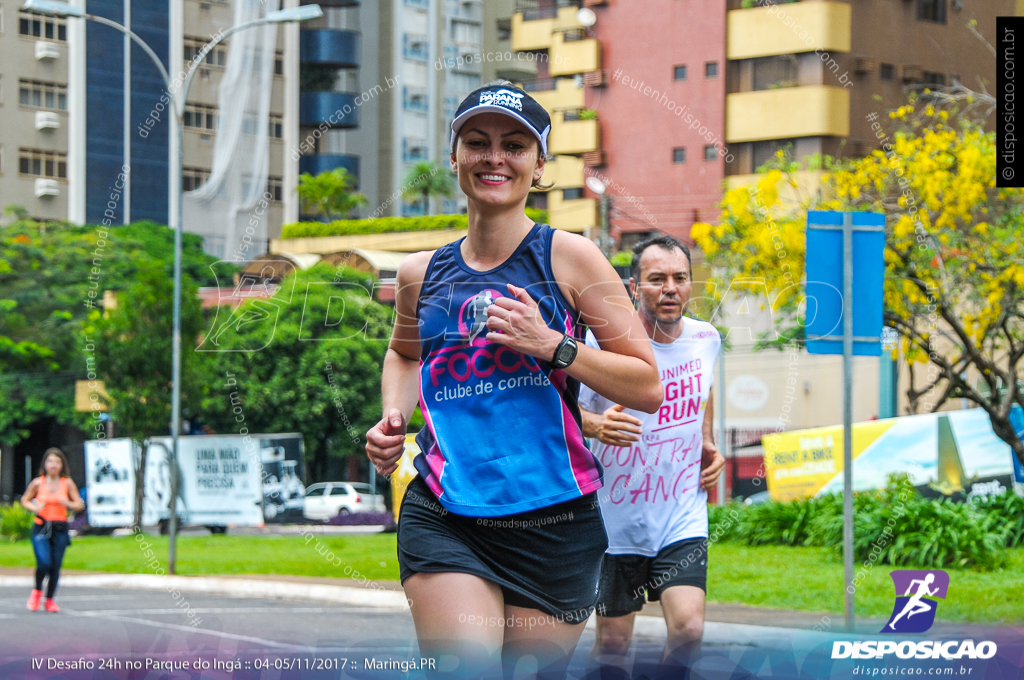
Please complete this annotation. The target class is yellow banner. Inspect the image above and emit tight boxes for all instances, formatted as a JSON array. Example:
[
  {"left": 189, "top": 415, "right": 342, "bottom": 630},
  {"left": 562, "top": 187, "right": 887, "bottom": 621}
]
[
  {"left": 390, "top": 433, "right": 421, "bottom": 522},
  {"left": 762, "top": 419, "right": 896, "bottom": 500}
]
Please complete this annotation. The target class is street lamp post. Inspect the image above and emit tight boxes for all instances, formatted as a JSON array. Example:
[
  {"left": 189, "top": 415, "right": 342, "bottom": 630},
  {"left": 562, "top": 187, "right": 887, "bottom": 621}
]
[{"left": 23, "top": 0, "right": 323, "bottom": 573}]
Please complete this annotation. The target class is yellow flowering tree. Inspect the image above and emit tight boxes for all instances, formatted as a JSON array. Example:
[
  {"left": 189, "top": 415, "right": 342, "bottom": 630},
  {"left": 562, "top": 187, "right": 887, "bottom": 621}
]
[{"left": 694, "top": 88, "right": 1024, "bottom": 465}]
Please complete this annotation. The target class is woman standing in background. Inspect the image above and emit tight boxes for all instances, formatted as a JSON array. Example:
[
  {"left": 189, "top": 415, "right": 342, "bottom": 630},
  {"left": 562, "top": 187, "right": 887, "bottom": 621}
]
[{"left": 20, "top": 447, "right": 84, "bottom": 612}]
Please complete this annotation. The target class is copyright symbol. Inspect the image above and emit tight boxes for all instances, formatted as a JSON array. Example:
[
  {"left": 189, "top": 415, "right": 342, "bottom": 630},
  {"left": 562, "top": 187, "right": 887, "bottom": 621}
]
[{"left": 1003, "top": 167, "right": 1015, "bottom": 180}]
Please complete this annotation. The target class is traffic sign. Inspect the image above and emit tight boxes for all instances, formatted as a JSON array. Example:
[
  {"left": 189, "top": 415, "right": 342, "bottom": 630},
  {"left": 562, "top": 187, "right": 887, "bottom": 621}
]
[{"left": 805, "top": 210, "right": 885, "bottom": 356}]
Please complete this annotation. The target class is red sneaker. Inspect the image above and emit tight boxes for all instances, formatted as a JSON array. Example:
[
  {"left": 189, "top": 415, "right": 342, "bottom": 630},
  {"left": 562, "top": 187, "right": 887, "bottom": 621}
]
[
  {"left": 44, "top": 598, "right": 59, "bottom": 613},
  {"left": 27, "top": 590, "right": 42, "bottom": 611}
]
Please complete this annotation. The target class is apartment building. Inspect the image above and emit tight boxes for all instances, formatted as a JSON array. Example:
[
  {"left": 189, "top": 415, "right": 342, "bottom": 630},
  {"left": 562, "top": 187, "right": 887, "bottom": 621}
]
[
  {"left": 509, "top": 0, "right": 1014, "bottom": 246},
  {"left": 0, "top": 4, "right": 72, "bottom": 221},
  {"left": 308, "top": 0, "right": 522, "bottom": 219},
  {"left": 0, "top": 0, "right": 296, "bottom": 258}
]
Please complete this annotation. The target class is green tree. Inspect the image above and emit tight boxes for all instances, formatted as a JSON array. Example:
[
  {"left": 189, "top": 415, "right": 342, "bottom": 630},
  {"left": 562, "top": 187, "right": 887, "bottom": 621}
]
[
  {"left": 401, "top": 160, "right": 457, "bottom": 215},
  {"left": 81, "top": 261, "right": 209, "bottom": 528},
  {"left": 296, "top": 168, "right": 368, "bottom": 221},
  {"left": 199, "top": 262, "right": 393, "bottom": 481}
]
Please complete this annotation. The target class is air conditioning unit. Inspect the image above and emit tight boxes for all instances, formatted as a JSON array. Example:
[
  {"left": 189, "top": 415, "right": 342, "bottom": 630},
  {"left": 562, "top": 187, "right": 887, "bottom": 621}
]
[
  {"left": 901, "top": 64, "right": 924, "bottom": 83},
  {"left": 850, "top": 140, "right": 874, "bottom": 157},
  {"left": 854, "top": 57, "right": 877, "bottom": 75},
  {"left": 36, "top": 41, "right": 60, "bottom": 60},
  {"left": 35, "top": 111, "right": 61, "bottom": 130},
  {"left": 583, "top": 69, "right": 608, "bottom": 87},
  {"left": 35, "top": 178, "right": 60, "bottom": 198},
  {"left": 582, "top": 150, "right": 606, "bottom": 167}
]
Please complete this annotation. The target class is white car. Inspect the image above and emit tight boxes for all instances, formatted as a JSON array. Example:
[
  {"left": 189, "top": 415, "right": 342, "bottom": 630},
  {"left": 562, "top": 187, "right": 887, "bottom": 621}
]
[{"left": 303, "top": 482, "right": 387, "bottom": 520}]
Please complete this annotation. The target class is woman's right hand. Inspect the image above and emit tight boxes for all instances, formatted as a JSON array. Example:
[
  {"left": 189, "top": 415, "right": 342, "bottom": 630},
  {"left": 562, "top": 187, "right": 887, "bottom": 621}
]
[{"left": 366, "top": 408, "right": 407, "bottom": 476}]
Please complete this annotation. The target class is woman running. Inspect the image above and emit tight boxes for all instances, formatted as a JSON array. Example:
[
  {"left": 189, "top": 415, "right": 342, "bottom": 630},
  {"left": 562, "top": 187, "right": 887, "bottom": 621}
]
[
  {"left": 20, "top": 447, "right": 84, "bottom": 613},
  {"left": 366, "top": 81, "right": 663, "bottom": 679}
]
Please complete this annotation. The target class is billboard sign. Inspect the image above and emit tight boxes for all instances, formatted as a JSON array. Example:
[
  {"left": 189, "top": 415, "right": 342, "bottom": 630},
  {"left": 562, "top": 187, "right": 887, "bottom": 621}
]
[
  {"left": 83, "top": 439, "right": 136, "bottom": 527},
  {"left": 763, "top": 409, "right": 1018, "bottom": 501}
]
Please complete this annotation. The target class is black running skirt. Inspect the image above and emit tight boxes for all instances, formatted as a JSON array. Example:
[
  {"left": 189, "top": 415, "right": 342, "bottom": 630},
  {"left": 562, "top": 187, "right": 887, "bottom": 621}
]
[{"left": 397, "top": 475, "right": 608, "bottom": 622}]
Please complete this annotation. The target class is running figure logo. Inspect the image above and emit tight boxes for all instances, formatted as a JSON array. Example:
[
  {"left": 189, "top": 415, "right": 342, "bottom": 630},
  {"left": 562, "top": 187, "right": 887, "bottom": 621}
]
[
  {"left": 458, "top": 289, "right": 502, "bottom": 346},
  {"left": 881, "top": 570, "right": 949, "bottom": 633}
]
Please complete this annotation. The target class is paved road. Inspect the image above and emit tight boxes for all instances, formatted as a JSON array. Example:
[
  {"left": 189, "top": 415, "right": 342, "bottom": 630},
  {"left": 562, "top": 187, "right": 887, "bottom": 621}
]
[{"left": 0, "top": 585, "right": 738, "bottom": 679}]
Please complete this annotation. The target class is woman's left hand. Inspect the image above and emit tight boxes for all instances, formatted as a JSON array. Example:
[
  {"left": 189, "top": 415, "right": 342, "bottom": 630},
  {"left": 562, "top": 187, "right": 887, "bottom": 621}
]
[{"left": 486, "top": 284, "right": 563, "bottom": 361}]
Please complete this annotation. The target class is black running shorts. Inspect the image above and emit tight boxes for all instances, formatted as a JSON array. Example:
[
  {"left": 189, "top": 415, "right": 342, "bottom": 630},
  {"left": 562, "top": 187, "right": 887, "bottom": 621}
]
[
  {"left": 397, "top": 475, "right": 608, "bottom": 622},
  {"left": 597, "top": 537, "right": 709, "bottom": 618}
]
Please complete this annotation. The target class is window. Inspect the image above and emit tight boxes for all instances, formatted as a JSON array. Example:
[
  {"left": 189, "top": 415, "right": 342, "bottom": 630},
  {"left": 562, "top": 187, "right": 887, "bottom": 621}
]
[
  {"left": 917, "top": 0, "right": 946, "bottom": 23},
  {"left": 184, "top": 37, "right": 227, "bottom": 67},
  {"left": 19, "top": 11, "right": 66, "bottom": 41},
  {"left": 182, "top": 166, "right": 210, "bottom": 191},
  {"left": 562, "top": 188, "right": 584, "bottom": 200},
  {"left": 18, "top": 148, "right": 67, "bottom": 180},
  {"left": 879, "top": 63, "right": 895, "bottom": 81},
  {"left": 305, "top": 487, "right": 325, "bottom": 497},
  {"left": 403, "top": 86, "right": 429, "bottom": 113},
  {"left": 403, "top": 138, "right": 428, "bottom": 162},
  {"left": 705, "top": 61, "right": 718, "bottom": 78},
  {"left": 496, "top": 18, "right": 511, "bottom": 41},
  {"left": 268, "top": 114, "right": 283, "bottom": 139},
  {"left": 672, "top": 147, "right": 686, "bottom": 163},
  {"left": 752, "top": 139, "right": 796, "bottom": 170},
  {"left": 350, "top": 483, "right": 373, "bottom": 493},
  {"left": 329, "top": 486, "right": 349, "bottom": 496},
  {"left": 403, "top": 34, "right": 429, "bottom": 61},
  {"left": 752, "top": 55, "right": 798, "bottom": 91},
  {"left": 704, "top": 145, "right": 718, "bottom": 161},
  {"left": 183, "top": 103, "right": 217, "bottom": 130},
  {"left": 275, "top": 51, "right": 283, "bottom": 76},
  {"left": 18, "top": 80, "right": 67, "bottom": 111},
  {"left": 266, "top": 175, "right": 283, "bottom": 202},
  {"left": 451, "top": 19, "right": 482, "bottom": 44},
  {"left": 673, "top": 65, "right": 687, "bottom": 81},
  {"left": 450, "top": 72, "right": 481, "bottom": 95},
  {"left": 922, "top": 71, "right": 946, "bottom": 87}
]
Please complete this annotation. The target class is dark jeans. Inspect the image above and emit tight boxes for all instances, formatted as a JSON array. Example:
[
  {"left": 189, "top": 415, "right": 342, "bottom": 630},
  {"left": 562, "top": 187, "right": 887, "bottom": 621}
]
[{"left": 31, "top": 522, "right": 70, "bottom": 599}]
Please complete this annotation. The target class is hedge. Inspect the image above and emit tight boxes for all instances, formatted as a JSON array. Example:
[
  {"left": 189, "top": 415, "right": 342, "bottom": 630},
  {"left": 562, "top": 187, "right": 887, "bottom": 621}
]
[
  {"left": 281, "top": 208, "right": 550, "bottom": 240},
  {"left": 705, "top": 477, "right": 1023, "bottom": 570}
]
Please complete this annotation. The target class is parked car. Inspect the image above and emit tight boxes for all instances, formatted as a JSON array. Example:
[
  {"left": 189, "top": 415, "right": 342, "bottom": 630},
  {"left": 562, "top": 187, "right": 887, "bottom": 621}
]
[
  {"left": 743, "top": 491, "right": 772, "bottom": 505},
  {"left": 303, "top": 482, "right": 387, "bottom": 520}
]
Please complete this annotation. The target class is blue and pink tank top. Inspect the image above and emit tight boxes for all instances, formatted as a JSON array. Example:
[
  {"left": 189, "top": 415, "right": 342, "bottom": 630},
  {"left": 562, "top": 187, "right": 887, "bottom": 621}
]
[{"left": 413, "top": 223, "right": 603, "bottom": 517}]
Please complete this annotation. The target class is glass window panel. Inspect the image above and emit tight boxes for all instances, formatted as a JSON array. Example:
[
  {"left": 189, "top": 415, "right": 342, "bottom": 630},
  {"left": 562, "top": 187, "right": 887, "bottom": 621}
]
[
  {"left": 58, "top": 93, "right": 67, "bottom": 110},
  {"left": 20, "top": 18, "right": 30, "bottom": 35},
  {"left": 32, "top": 20, "right": 41, "bottom": 36},
  {"left": 45, "top": 159, "right": 54, "bottom": 176},
  {"left": 32, "top": 90, "right": 41, "bottom": 107},
  {"left": 45, "top": 21, "right": 53, "bottom": 39},
  {"left": 20, "top": 88, "right": 30, "bottom": 106},
  {"left": 32, "top": 158, "right": 41, "bottom": 174},
  {"left": 58, "top": 24, "right": 66, "bottom": 41},
  {"left": 45, "top": 90, "right": 54, "bottom": 108},
  {"left": 58, "top": 161, "right": 66, "bottom": 178},
  {"left": 20, "top": 157, "right": 30, "bottom": 174}
]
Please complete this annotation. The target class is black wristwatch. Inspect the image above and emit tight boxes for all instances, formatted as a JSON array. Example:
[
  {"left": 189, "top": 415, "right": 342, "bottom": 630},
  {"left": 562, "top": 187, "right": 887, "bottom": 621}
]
[{"left": 551, "top": 334, "right": 578, "bottom": 369}]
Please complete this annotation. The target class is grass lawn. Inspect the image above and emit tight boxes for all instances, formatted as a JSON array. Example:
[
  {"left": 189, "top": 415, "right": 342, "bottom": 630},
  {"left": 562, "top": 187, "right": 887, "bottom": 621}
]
[{"left": 2, "top": 535, "right": 1021, "bottom": 625}]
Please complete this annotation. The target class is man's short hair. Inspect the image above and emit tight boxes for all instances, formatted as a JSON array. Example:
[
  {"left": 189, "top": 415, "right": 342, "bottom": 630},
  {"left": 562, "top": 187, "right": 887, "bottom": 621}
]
[{"left": 630, "top": 234, "right": 692, "bottom": 281}]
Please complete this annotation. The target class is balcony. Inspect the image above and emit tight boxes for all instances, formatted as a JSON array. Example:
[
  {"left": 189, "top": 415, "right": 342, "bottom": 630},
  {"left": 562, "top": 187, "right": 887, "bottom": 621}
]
[
  {"left": 300, "top": 29, "right": 360, "bottom": 69},
  {"left": 726, "top": 86, "right": 849, "bottom": 143},
  {"left": 727, "top": 2, "right": 851, "bottom": 60},
  {"left": 299, "top": 154, "right": 360, "bottom": 182},
  {"left": 299, "top": 92, "right": 360, "bottom": 128},
  {"left": 35, "top": 111, "right": 60, "bottom": 130},
  {"left": 550, "top": 30, "right": 600, "bottom": 76},
  {"left": 548, "top": 190, "right": 595, "bottom": 233},
  {"left": 549, "top": 114, "right": 599, "bottom": 154},
  {"left": 539, "top": 154, "right": 584, "bottom": 189},
  {"left": 526, "top": 78, "right": 584, "bottom": 114},
  {"left": 35, "top": 178, "right": 60, "bottom": 197}
]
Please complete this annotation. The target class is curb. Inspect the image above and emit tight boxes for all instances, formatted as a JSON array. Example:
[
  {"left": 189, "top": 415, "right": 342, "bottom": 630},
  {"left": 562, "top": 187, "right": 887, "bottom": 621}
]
[{"left": 0, "top": 574, "right": 410, "bottom": 609}]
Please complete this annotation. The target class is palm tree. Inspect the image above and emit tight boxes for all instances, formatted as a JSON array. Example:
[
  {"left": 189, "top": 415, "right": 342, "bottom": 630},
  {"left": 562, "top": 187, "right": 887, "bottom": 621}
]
[
  {"left": 401, "top": 160, "right": 457, "bottom": 215},
  {"left": 296, "top": 168, "right": 368, "bottom": 221}
]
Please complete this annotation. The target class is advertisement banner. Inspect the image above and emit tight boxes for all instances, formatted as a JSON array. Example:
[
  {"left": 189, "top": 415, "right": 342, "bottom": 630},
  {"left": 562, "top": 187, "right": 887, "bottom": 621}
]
[
  {"left": 83, "top": 438, "right": 136, "bottom": 528},
  {"left": 259, "top": 434, "right": 306, "bottom": 523},
  {"left": 144, "top": 435, "right": 264, "bottom": 527},
  {"left": 763, "top": 409, "right": 1018, "bottom": 501}
]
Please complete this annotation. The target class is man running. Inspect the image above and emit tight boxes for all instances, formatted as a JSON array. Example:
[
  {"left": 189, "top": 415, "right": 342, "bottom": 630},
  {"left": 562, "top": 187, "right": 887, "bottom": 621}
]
[
  {"left": 579, "top": 234, "right": 724, "bottom": 679},
  {"left": 888, "top": 573, "right": 939, "bottom": 630}
]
